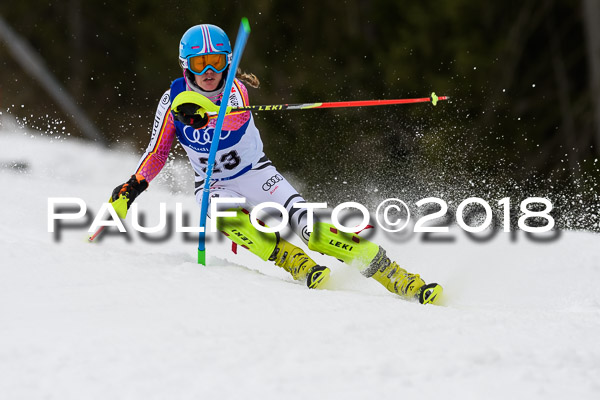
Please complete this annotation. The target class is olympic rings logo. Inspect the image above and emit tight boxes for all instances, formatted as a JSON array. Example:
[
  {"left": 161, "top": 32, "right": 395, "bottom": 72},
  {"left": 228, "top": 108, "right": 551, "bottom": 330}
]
[
  {"left": 262, "top": 174, "right": 283, "bottom": 191},
  {"left": 182, "top": 126, "right": 232, "bottom": 145}
]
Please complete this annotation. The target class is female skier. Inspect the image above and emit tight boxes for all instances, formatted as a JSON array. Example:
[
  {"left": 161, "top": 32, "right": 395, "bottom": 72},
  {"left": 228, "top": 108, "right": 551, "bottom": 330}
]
[{"left": 110, "top": 24, "right": 442, "bottom": 304}]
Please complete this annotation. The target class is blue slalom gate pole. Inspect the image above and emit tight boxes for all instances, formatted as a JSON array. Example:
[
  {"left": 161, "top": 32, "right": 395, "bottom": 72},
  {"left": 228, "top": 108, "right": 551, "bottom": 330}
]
[{"left": 197, "top": 18, "right": 251, "bottom": 265}]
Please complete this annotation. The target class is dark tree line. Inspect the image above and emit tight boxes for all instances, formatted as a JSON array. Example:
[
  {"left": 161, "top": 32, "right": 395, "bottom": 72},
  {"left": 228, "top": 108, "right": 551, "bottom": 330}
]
[{"left": 1, "top": 0, "right": 599, "bottom": 228}]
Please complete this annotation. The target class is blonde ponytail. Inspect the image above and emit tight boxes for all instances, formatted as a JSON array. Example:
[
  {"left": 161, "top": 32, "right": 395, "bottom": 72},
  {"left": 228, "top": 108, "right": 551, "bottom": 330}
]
[{"left": 236, "top": 68, "right": 260, "bottom": 88}]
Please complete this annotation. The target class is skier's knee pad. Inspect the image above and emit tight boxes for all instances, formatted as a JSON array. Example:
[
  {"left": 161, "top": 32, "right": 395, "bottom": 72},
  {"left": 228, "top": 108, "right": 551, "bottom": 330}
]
[
  {"left": 307, "top": 222, "right": 380, "bottom": 272},
  {"left": 216, "top": 207, "right": 278, "bottom": 261}
]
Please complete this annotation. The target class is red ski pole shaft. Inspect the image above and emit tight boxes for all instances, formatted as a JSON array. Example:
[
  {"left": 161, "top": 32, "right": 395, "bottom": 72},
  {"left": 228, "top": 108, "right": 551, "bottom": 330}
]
[
  {"left": 88, "top": 225, "right": 105, "bottom": 242},
  {"left": 226, "top": 93, "right": 448, "bottom": 113}
]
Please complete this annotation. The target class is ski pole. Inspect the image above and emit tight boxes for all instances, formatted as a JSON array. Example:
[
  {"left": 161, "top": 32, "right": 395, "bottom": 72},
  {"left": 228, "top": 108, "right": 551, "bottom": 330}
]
[
  {"left": 88, "top": 225, "right": 104, "bottom": 242},
  {"left": 172, "top": 92, "right": 448, "bottom": 118},
  {"left": 225, "top": 92, "right": 448, "bottom": 113},
  {"left": 88, "top": 194, "right": 129, "bottom": 243}
]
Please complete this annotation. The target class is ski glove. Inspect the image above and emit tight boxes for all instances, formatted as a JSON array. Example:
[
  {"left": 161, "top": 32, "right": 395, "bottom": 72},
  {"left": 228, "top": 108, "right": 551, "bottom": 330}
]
[
  {"left": 111, "top": 174, "right": 149, "bottom": 210},
  {"left": 172, "top": 102, "right": 209, "bottom": 129}
]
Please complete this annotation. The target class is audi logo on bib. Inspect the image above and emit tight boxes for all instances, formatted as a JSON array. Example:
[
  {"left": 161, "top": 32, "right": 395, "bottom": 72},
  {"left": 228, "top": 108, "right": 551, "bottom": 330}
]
[
  {"left": 262, "top": 174, "right": 283, "bottom": 191},
  {"left": 182, "top": 126, "right": 232, "bottom": 145}
]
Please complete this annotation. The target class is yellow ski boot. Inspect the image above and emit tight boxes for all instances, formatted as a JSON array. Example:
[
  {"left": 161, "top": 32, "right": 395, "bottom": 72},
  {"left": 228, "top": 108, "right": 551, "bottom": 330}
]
[
  {"left": 269, "top": 238, "right": 330, "bottom": 289},
  {"left": 367, "top": 247, "right": 442, "bottom": 304},
  {"left": 308, "top": 222, "right": 442, "bottom": 304},
  {"left": 217, "top": 208, "right": 330, "bottom": 289}
]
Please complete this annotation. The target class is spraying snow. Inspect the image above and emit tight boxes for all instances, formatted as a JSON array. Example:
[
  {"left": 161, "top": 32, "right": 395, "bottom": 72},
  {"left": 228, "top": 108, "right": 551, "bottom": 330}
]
[{"left": 1, "top": 126, "right": 599, "bottom": 399}]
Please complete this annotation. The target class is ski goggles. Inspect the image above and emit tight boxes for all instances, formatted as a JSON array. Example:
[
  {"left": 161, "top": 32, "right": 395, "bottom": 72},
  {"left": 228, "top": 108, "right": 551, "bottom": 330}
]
[{"left": 182, "top": 53, "right": 229, "bottom": 75}]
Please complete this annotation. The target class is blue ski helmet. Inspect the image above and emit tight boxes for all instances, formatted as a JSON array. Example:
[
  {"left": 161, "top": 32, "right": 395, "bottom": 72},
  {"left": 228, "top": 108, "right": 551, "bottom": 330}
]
[{"left": 179, "top": 24, "right": 232, "bottom": 75}]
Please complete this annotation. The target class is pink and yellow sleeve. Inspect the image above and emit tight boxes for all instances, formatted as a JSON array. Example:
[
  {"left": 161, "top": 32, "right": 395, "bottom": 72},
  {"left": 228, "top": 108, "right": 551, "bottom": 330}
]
[{"left": 135, "top": 109, "right": 176, "bottom": 182}]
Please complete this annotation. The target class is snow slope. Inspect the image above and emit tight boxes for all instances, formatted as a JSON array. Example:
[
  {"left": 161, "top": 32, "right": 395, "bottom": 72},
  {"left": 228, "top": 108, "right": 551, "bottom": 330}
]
[{"left": 1, "top": 126, "right": 599, "bottom": 400}]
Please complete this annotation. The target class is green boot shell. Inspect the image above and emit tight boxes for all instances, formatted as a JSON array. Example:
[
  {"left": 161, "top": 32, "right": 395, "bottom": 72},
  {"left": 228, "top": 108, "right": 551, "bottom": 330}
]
[
  {"left": 216, "top": 208, "right": 278, "bottom": 261},
  {"left": 307, "top": 222, "right": 380, "bottom": 273}
]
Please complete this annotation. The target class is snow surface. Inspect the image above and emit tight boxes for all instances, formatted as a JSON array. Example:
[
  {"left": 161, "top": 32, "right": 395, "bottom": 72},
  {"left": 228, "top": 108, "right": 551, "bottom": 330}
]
[{"left": 1, "top": 125, "right": 600, "bottom": 400}]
